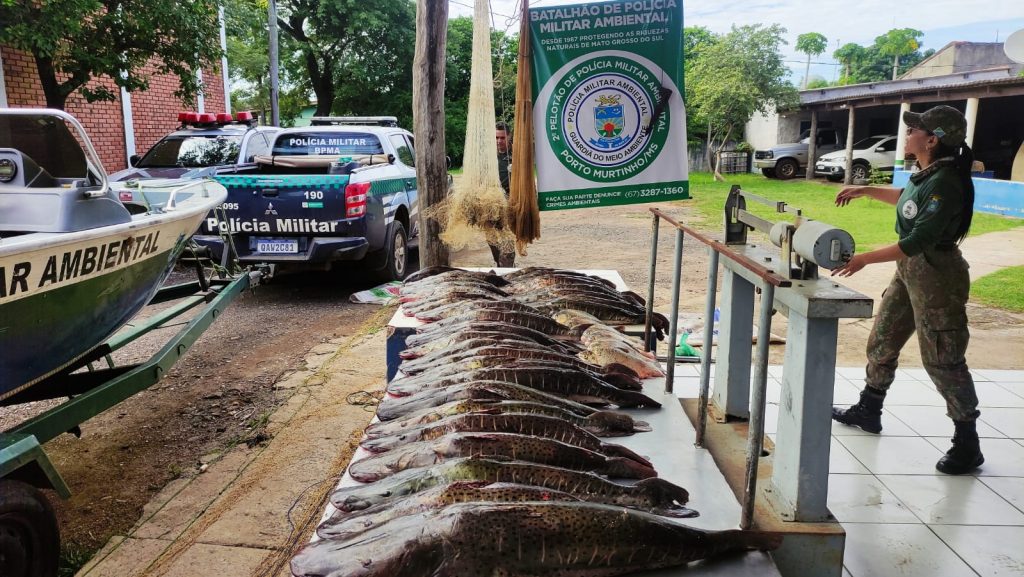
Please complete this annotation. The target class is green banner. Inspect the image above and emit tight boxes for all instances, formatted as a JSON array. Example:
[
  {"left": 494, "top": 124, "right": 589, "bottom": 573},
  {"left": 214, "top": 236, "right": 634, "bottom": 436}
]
[{"left": 530, "top": 0, "right": 688, "bottom": 210}]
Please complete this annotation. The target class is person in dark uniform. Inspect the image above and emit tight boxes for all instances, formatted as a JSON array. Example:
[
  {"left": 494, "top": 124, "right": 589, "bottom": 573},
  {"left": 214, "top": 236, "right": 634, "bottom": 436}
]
[
  {"left": 830, "top": 105, "right": 984, "bottom": 475},
  {"left": 490, "top": 122, "right": 516, "bottom": 267}
]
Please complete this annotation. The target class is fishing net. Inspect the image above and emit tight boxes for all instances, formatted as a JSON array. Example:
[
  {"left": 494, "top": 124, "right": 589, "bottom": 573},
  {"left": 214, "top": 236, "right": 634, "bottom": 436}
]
[
  {"left": 423, "top": 0, "right": 515, "bottom": 254},
  {"left": 509, "top": 0, "right": 540, "bottom": 254}
]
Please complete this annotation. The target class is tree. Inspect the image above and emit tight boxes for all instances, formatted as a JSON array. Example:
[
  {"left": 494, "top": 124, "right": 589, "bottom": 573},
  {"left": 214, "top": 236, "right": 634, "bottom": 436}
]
[
  {"left": 225, "top": 0, "right": 307, "bottom": 125},
  {"left": 833, "top": 42, "right": 866, "bottom": 84},
  {"left": 275, "top": 0, "right": 416, "bottom": 117},
  {"left": 875, "top": 28, "right": 923, "bottom": 80},
  {"left": 687, "top": 24, "right": 797, "bottom": 180},
  {"left": 0, "top": 0, "right": 223, "bottom": 110},
  {"left": 796, "top": 32, "right": 828, "bottom": 89}
]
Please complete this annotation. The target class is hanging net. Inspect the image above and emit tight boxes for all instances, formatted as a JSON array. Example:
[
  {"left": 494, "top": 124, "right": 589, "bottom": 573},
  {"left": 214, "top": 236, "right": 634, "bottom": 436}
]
[
  {"left": 424, "top": 0, "right": 515, "bottom": 254},
  {"left": 509, "top": 0, "right": 540, "bottom": 254}
]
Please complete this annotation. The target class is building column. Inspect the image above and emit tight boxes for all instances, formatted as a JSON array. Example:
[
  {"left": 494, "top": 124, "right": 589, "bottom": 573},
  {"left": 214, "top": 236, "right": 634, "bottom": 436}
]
[
  {"left": 220, "top": 7, "right": 231, "bottom": 113},
  {"left": 0, "top": 47, "right": 8, "bottom": 107},
  {"left": 894, "top": 101, "right": 911, "bottom": 171},
  {"left": 805, "top": 109, "right": 818, "bottom": 180},
  {"left": 120, "top": 85, "right": 136, "bottom": 164},
  {"left": 965, "top": 97, "right": 979, "bottom": 148},
  {"left": 843, "top": 106, "right": 856, "bottom": 184}
]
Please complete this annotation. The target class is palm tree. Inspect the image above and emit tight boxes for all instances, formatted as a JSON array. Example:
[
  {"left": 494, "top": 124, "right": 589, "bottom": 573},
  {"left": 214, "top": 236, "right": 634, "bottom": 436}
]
[
  {"left": 796, "top": 32, "right": 828, "bottom": 89},
  {"left": 833, "top": 42, "right": 865, "bottom": 84},
  {"left": 875, "top": 28, "right": 923, "bottom": 80}
]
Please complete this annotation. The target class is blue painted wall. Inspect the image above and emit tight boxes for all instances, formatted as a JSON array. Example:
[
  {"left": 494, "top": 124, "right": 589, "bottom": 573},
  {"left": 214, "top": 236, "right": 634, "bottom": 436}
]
[{"left": 892, "top": 171, "right": 1024, "bottom": 219}]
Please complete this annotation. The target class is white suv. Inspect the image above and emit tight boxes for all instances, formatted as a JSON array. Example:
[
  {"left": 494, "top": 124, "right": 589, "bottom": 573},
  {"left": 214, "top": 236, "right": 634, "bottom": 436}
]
[{"left": 814, "top": 135, "right": 898, "bottom": 182}]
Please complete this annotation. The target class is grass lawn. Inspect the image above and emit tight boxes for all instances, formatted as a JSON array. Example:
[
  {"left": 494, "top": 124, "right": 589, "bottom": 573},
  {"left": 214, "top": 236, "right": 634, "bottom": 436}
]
[
  {"left": 972, "top": 266, "right": 1024, "bottom": 313},
  {"left": 678, "top": 172, "right": 1024, "bottom": 251}
]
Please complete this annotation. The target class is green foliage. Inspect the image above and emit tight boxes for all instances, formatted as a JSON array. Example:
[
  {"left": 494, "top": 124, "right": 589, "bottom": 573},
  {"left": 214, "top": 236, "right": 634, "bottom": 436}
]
[
  {"left": 875, "top": 28, "right": 924, "bottom": 80},
  {"left": 686, "top": 25, "right": 797, "bottom": 176},
  {"left": 225, "top": 0, "right": 308, "bottom": 125},
  {"left": 806, "top": 78, "right": 831, "bottom": 89},
  {"left": 796, "top": 32, "right": 829, "bottom": 57},
  {"left": 275, "top": 0, "right": 417, "bottom": 124},
  {"left": 0, "top": 0, "right": 223, "bottom": 110},
  {"left": 972, "top": 266, "right": 1024, "bottom": 313},
  {"left": 443, "top": 17, "right": 519, "bottom": 167},
  {"left": 832, "top": 29, "right": 930, "bottom": 84},
  {"left": 867, "top": 168, "right": 893, "bottom": 185},
  {"left": 680, "top": 172, "right": 1024, "bottom": 251}
]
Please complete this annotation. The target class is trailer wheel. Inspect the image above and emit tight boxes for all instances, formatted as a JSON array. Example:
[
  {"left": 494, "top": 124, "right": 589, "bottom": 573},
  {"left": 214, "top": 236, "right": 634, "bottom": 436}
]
[
  {"left": 380, "top": 221, "right": 409, "bottom": 281},
  {"left": 0, "top": 480, "right": 59, "bottom": 577}
]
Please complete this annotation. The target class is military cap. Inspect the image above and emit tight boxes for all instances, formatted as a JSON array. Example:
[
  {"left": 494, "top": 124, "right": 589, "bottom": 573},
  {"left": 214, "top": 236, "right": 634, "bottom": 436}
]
[{"left": 903, "top": 105, "right": 967, "bottom": 147}]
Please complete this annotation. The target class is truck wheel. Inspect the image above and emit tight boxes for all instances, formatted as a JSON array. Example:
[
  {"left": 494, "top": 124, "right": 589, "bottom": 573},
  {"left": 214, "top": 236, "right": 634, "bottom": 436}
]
[
  {"left": 851, "top": 163, "right": 870, "bottom": 182},
  {"left": 775, "top": 159, "right": 798, "bottom": 180},
  {"left": 381, "top": 222, "right": 409, "bottom": 281},
  {"left": 761, "top": 168, "right": 776, "bottom": 178},
  {"left": 0, "top": 481, "right": 59, "bottom": 577}
]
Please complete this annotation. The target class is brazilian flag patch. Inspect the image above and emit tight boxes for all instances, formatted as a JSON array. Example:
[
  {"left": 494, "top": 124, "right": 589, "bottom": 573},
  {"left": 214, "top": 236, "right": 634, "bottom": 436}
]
[{"left": 925, "top": 194, "right": 942, "bottom": 214}]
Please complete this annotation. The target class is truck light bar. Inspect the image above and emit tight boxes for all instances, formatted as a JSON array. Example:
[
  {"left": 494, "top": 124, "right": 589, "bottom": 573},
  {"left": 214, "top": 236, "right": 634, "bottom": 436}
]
[{"left": 311, "top": 116, "right": 399, "bottom": 127}]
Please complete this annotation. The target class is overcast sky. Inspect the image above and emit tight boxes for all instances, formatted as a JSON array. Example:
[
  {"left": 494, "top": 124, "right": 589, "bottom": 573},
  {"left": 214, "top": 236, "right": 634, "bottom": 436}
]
[{"left": 448, "top": 0, "right": 1024, "bottom": 84}]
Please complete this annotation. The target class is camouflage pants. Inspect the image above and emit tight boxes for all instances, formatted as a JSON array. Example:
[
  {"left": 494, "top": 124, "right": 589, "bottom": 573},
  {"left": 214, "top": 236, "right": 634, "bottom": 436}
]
[{"left": 865, "top": 249, "right": 980, "bottom": 422}]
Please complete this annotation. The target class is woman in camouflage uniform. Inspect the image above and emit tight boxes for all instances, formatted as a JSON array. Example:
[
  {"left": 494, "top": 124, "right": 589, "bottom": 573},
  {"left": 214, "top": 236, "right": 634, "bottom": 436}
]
[{"left": 830, "top": 105, "right": 984, "bottom": 475}]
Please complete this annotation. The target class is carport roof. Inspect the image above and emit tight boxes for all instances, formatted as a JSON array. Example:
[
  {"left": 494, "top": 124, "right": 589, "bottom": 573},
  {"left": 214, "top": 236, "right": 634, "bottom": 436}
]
[{"left": 798, "top": 67, "right": 1024, "bottom": 110}]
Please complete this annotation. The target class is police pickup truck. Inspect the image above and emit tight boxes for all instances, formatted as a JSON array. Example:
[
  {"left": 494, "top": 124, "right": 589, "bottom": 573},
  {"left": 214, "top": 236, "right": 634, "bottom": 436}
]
[{"left": 194, "top": 117, "right": 418, "bottom": 280}]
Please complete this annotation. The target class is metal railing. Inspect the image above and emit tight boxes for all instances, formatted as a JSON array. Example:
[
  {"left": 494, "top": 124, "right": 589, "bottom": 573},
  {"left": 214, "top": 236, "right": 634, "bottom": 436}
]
[{"left": 643, "top": 207, "right": 791, "bottom": 530}]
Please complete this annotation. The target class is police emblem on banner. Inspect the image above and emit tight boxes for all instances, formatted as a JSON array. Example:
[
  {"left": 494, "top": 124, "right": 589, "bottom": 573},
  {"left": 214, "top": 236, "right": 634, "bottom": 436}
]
[{"left": 592, "top": 96, "right": 627, "bottom": 149}]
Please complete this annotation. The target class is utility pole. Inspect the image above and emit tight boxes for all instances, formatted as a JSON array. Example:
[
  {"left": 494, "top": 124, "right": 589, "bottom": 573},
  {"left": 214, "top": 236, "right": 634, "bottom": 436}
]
[
  {"left": 412, "top": 0, "right": 450, "bottom": 267},
  {"left": 268, "top": 0, "right": 281, "bottom": 126}
]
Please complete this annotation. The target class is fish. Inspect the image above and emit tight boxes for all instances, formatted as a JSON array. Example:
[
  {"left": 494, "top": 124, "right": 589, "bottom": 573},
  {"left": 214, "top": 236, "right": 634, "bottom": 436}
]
[
  {"left": 402, "top": 267, "right": 509, "bottom": 287},
  {"left": 553, "top": 308, "right": 609, "bottom": 329},
  {"left": 317, "top": 481, "right": 582, "bottom": 540},
  {"left": 414, "top": 309, "right": 575, "bottom": 337},
  {"left": 375, "top": 381, "right": 643, "bottom": 422},
  {"left": 291, "top": 501, "right": 779, "bottom": 577},
  {"left": 410, "top": 299, "right": 538, "bottom": 322},
  {"left": 399, "top": 332, "right": 565, "bottom": 360},
  {"left": 330, "top": 456, "right": 692, "bottom": 517},
  {"left": 580, "top": 340, "right": 666, "bottom": 379},
  {"left": 366, "top": 399, "right": 650, "bottom": 438},
  {"left": 346, "top": 432, "right": 658, "bottom": 482},
  {"left": 404, "top": 322, "right": 583, "bottom": 354},
  {"left": 387, "top": 366, "right": 661, "bottom": 408},
  {"left": 580, "top": 323, "right": 656, "bottom": 358},
  {"left": 398, "top": 344, "right": 641, "bottom": 382},
  {"left": 359, "top": 413, "right": 653, "bottom": 468},
  {"left": 398, "top": 357, "right": 644, "bottom": 392}
]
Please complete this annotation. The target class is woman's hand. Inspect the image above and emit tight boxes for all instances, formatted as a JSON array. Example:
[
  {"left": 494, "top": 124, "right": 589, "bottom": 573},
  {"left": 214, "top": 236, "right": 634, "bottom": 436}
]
[
  {"left": 831, "top": 253, "right": 869, "bottom": 277},
  {"left": 835, "top": 186, "right": 868, "bottom": 207}
]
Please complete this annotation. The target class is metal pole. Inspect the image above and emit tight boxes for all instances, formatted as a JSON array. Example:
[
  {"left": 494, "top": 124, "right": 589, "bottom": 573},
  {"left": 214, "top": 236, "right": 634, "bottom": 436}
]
[
  {"left": 740, "top": 283, "right": 775, "bottom": 530},
  {"left": 664, "top": 228, "right": 684, "bottom": 393},
  {"left": 696, "top": 247, "right": 719, "bottom": 447},
  {"left": 267, "top": 0, "right": 281, "bottom": 126},
  {"left": 643, "top": 214, "right": 661, "bottom": 352}
]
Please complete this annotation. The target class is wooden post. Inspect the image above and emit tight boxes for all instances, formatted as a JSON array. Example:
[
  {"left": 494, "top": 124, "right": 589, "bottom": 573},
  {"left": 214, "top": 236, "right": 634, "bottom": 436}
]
[
  {"left": 843, "top": 106, "right": 856, "bottom": 185},
  {"left": 413, "top": 0, "right": 450, "bottom": 267},
  {"left": 805, "top": 109, "right": 818, "bottom": 180}
]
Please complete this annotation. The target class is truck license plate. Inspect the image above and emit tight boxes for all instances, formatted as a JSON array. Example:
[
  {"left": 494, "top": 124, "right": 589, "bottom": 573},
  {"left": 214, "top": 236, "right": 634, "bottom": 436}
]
[{"left": 256, "top": 239, "right": 298, "bottom": 254}]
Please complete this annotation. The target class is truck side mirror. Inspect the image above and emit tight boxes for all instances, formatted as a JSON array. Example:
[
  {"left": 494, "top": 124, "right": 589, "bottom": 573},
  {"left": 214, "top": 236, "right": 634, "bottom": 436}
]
[
  {"left": 129, "top": 154, "right": 140, "bottom": 167},
  {"left": 874, "top": 147, "right": 886, "bottom": 153}
]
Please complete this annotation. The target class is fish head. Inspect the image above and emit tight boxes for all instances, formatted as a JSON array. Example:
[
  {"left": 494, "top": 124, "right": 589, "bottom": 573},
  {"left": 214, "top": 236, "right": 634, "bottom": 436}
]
[{"left": 634, "top": 478, "right": 699, "bottom": 517}]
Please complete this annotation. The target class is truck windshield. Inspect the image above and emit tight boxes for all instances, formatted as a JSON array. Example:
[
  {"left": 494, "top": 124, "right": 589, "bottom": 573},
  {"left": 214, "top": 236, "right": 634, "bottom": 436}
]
[
  {"left": 138, "top": 135, "right": 242, "bottom": 168},
  {"left": 272, "top": 132, "right": 384, "bottom": 156}
]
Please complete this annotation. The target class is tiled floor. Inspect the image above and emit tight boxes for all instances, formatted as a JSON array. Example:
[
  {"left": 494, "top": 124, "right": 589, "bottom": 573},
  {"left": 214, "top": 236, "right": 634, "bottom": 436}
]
[{"left": 672, "top": 364, "right": 1024, "bottom": 577}]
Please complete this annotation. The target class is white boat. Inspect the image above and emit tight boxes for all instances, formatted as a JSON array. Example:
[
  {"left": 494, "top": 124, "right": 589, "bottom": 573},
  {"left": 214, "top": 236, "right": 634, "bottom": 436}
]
[{"left": 0, "top": 109, "right": 227, "bottom": 401}]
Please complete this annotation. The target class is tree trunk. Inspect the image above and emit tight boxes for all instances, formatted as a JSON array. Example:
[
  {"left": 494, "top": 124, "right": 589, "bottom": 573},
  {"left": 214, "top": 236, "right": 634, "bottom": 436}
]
[
  {"left": 805, "top": 109, "right": 818, "bottom": 180},
  {"left": 413, "top": 0, "right": 450, "bottom": 268},
  {"left": 34, "top": 55, "right": 69, "bottom": 110},
  {"left": 892, "top": 54, "right": 899, "bottom": 81},
  {"left": 803, "top": 54, "right": 811, "bottom": 89},
  {"left": 307, "top": 51, "right": 335, "bottom": 116}
]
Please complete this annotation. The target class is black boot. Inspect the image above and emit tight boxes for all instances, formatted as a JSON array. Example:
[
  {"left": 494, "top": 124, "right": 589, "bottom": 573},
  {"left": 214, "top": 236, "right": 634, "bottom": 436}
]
[
  {"left": 936, "top": 420, "right": 984, "bottom": 475},
  {"left": 831, "top": 388, "right": 885, "bottom": 434}
]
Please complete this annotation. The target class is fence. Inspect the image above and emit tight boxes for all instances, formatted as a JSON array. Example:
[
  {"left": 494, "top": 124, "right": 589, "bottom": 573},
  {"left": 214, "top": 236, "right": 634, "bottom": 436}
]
[{"left": 687, "top": 142, "right": 753, "bottom": 174}]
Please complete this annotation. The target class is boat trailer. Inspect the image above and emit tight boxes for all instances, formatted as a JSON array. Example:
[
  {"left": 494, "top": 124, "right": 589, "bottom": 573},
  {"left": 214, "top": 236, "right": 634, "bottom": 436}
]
[{"left": 0, "top": 265, "right": 258, "bottom": 577}]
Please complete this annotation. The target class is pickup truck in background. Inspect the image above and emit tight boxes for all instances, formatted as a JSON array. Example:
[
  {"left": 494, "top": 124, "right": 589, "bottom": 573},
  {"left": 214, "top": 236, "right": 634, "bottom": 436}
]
[
  {"left": 194, "top": 116, "right": 419, "bottom": 281},
  {"left": 110, "top": 111, "right": 280, "bottom": 182},
  {"left": 754, "top": 127, "right": 844, "bottom": 180}
]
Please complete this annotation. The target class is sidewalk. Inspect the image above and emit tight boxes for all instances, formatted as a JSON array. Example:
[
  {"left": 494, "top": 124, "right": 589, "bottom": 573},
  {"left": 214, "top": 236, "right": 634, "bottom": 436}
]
[{"left": 76, "top": 327, "right": 388, "bottom": 577}]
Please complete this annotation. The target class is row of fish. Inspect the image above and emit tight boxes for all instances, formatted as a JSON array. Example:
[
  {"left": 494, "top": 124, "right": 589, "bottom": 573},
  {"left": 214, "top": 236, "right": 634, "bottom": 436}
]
[{"left": 290, "top": 267, "right": 781, "bottom": 576}]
